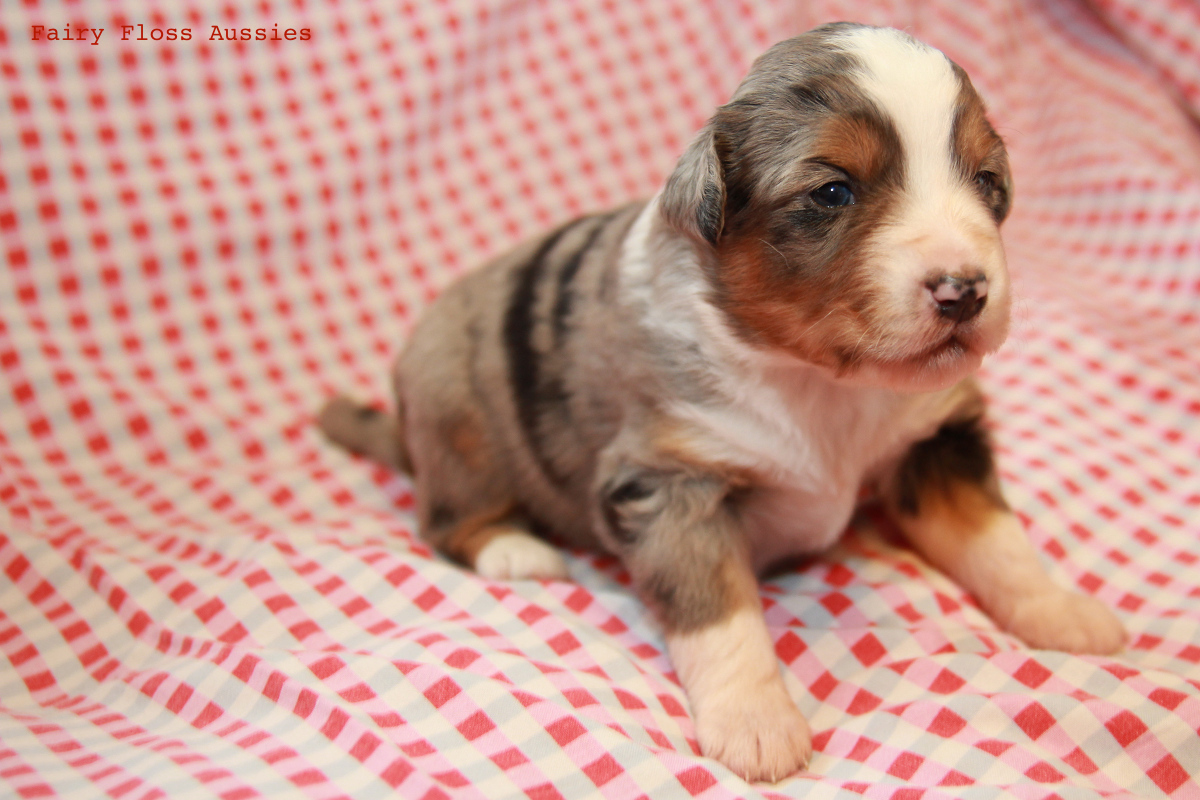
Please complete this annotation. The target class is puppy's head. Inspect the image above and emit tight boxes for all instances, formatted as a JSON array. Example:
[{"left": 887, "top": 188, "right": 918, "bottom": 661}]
[{"left": 660, "top": 23, "right": 1012, "bottom": 392}]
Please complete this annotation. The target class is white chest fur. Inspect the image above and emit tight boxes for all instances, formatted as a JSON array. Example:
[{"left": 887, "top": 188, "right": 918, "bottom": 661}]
[{"left": 671, "top": 356, "right": 960, "bottom": 571}]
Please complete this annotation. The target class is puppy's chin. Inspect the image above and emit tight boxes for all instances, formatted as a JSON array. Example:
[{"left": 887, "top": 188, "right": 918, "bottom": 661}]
[
  {"left": 818, "top": 291, "right": 1012, "bottom": 392},
  {"left": 852, "top": 341, "right": 986, "bottom": 393},
  {"left": 829, "top": 319, "right": 1007, "bottom": 393}
]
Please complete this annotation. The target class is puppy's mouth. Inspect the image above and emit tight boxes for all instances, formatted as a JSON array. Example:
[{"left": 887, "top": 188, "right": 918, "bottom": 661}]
[
  {"left": 906, "top": 334, "right": 968, "bottom": 367},
  {"left": 856, "top": 331, "right": 986, "bottom": 392}
]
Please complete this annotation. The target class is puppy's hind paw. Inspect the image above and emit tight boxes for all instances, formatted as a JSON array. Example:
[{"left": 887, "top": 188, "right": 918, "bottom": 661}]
[
  {"left": 1003, "top": 590, "right": 1127, "bottom": 655},
  {"left": 473, "top": 529, "right": 570, "bottom": 581}
]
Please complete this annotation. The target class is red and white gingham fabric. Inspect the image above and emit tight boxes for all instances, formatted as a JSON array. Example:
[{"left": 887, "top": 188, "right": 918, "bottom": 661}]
[{"left": 2, "top": 1, "right": 1199, "bottom": 797}]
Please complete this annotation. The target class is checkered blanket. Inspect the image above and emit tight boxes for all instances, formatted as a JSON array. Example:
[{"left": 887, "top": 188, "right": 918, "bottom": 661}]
[{"left": 2, "top": 1, "right": 1198, "bottom": 797}]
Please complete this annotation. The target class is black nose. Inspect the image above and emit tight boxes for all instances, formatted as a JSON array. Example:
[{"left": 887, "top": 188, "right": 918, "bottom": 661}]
[{"left": 928, "top": 275, "right": 989, "bottom": 324}]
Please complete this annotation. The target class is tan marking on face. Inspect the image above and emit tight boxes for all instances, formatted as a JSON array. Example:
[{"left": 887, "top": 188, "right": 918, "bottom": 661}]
[
  {"left": 950, "top": 66, "right": 1012, "bottom": 223},
  {"left": 810, "top": 114, "right": 901, "bottom": 186},
  {"left": 713, "top": 220, "right": 892, "bottom": 373},
  {"left": 707, "top": 86, "right": 908, "bottom": 374}
]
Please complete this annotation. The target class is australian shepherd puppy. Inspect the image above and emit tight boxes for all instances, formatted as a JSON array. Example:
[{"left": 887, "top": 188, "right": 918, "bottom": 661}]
[{"left": 320, "top": 23, "right": 1126, "bottom": 782}]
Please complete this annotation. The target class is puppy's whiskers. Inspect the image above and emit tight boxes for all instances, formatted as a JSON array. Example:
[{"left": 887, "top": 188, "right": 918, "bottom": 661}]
[
  {"left": 847, "top": 327, "right": 874, "bottom": 363},
  {"left": 760, "top": 239, "right": 792, "bottom": 270},
  {"left": 799, "top": 307, "right": 838, "bottom": 341}
]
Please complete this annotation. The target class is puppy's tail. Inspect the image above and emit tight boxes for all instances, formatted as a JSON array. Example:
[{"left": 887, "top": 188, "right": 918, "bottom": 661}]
[{"left": 317, "top": 395, "right": 412, "bottom": 474}]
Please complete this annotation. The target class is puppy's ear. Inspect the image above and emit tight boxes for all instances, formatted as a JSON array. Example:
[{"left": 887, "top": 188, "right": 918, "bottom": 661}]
[{"left": 660, "top": 124, "right": 726, "bottom": 246}]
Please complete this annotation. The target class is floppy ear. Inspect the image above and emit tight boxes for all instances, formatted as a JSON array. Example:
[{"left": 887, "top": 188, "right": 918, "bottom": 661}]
[{"left": 659, "top": 124, "right": 726, "bottom": 246}]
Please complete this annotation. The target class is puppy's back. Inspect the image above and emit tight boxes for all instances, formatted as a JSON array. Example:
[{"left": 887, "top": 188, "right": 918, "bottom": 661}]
[{"left": 394, "top": 202, "right": 648, "bottom": 550}]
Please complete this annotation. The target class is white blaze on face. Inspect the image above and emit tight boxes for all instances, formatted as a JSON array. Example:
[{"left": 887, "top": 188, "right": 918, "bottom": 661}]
[
  {"left": 841, "top": 28, "right": 963, "bottom": 212},
  {"left": 835, "top": 27, "right": 1011, "bottom": 384}
]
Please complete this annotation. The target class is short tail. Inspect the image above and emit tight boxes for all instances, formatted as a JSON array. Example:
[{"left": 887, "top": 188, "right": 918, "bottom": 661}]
[{"left": 317, "top": 395, "right": 412, "bottom": 473}]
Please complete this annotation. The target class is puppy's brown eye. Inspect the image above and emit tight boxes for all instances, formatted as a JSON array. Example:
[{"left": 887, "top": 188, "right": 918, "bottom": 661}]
[
  {"left": 975, "top": 171, "right": 999, "bottom": 195},
  {"left": 974, "top": 170, "right": 1010, "bottom": 222},
  {"left": 811, "top": 182, "right": 855, "bottom": 208}
]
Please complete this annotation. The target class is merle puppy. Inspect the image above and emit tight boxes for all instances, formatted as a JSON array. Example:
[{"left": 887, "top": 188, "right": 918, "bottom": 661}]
[{"left": 320, "top": 23, "right": 1126, "bottom": 782}]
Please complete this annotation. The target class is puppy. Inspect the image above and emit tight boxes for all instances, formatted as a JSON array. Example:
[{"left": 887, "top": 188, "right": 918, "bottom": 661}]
[{"left": 320, "top": 23, "right": 1127, "bottom": 782}]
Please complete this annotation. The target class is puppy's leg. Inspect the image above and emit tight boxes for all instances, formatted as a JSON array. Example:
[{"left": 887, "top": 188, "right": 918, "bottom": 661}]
[
  {"left": 416, "top": 498, "right": 569, "bottom": 582},
  {"left": 887, "top": 416, "right": 1126, "bottom": 654},
  {"left": 669, "top": 591, "right": 813, "bottom": 782},
  {"left": 472, "top": 526, "right": 570, "bottom": 582},
  {"left": 318, "top": 395, "right": 410, "bottom": 472},
  {"left": 603, "top": 468, "right": 811, "bottom": 782}
]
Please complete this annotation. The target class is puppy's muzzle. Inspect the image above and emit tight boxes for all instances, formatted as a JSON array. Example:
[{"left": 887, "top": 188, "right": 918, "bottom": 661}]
[{"left": 927, "top": 274, "right": 989, "bottom": 324}]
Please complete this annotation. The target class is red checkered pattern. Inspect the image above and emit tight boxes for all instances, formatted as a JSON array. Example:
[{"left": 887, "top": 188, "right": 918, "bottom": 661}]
[{"left": 2, "top": 0, "right": 1199, "bottom": 797}]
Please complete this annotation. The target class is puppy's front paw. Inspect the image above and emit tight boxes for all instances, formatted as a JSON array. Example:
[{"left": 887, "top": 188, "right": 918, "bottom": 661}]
[
  {"left": 1002, "top": 590, "right": 1127, "bottom": 655},
  {"left": 694, "top": 683, "right": 812, "bottom": 783},
  {"left": 474, "top": 530, "right": 570, "bottom": 581}
]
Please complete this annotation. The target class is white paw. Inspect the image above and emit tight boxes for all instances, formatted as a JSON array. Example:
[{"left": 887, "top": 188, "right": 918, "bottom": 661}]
[
  {"left": 474, "top": 531, "right": 569, "bottom": 581},
  {"left": 1002, "top": 590, "right": 1127, "bottom": 655},
  {"left": 694, "top": 680, "right": 812, "bottom": 783}
]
